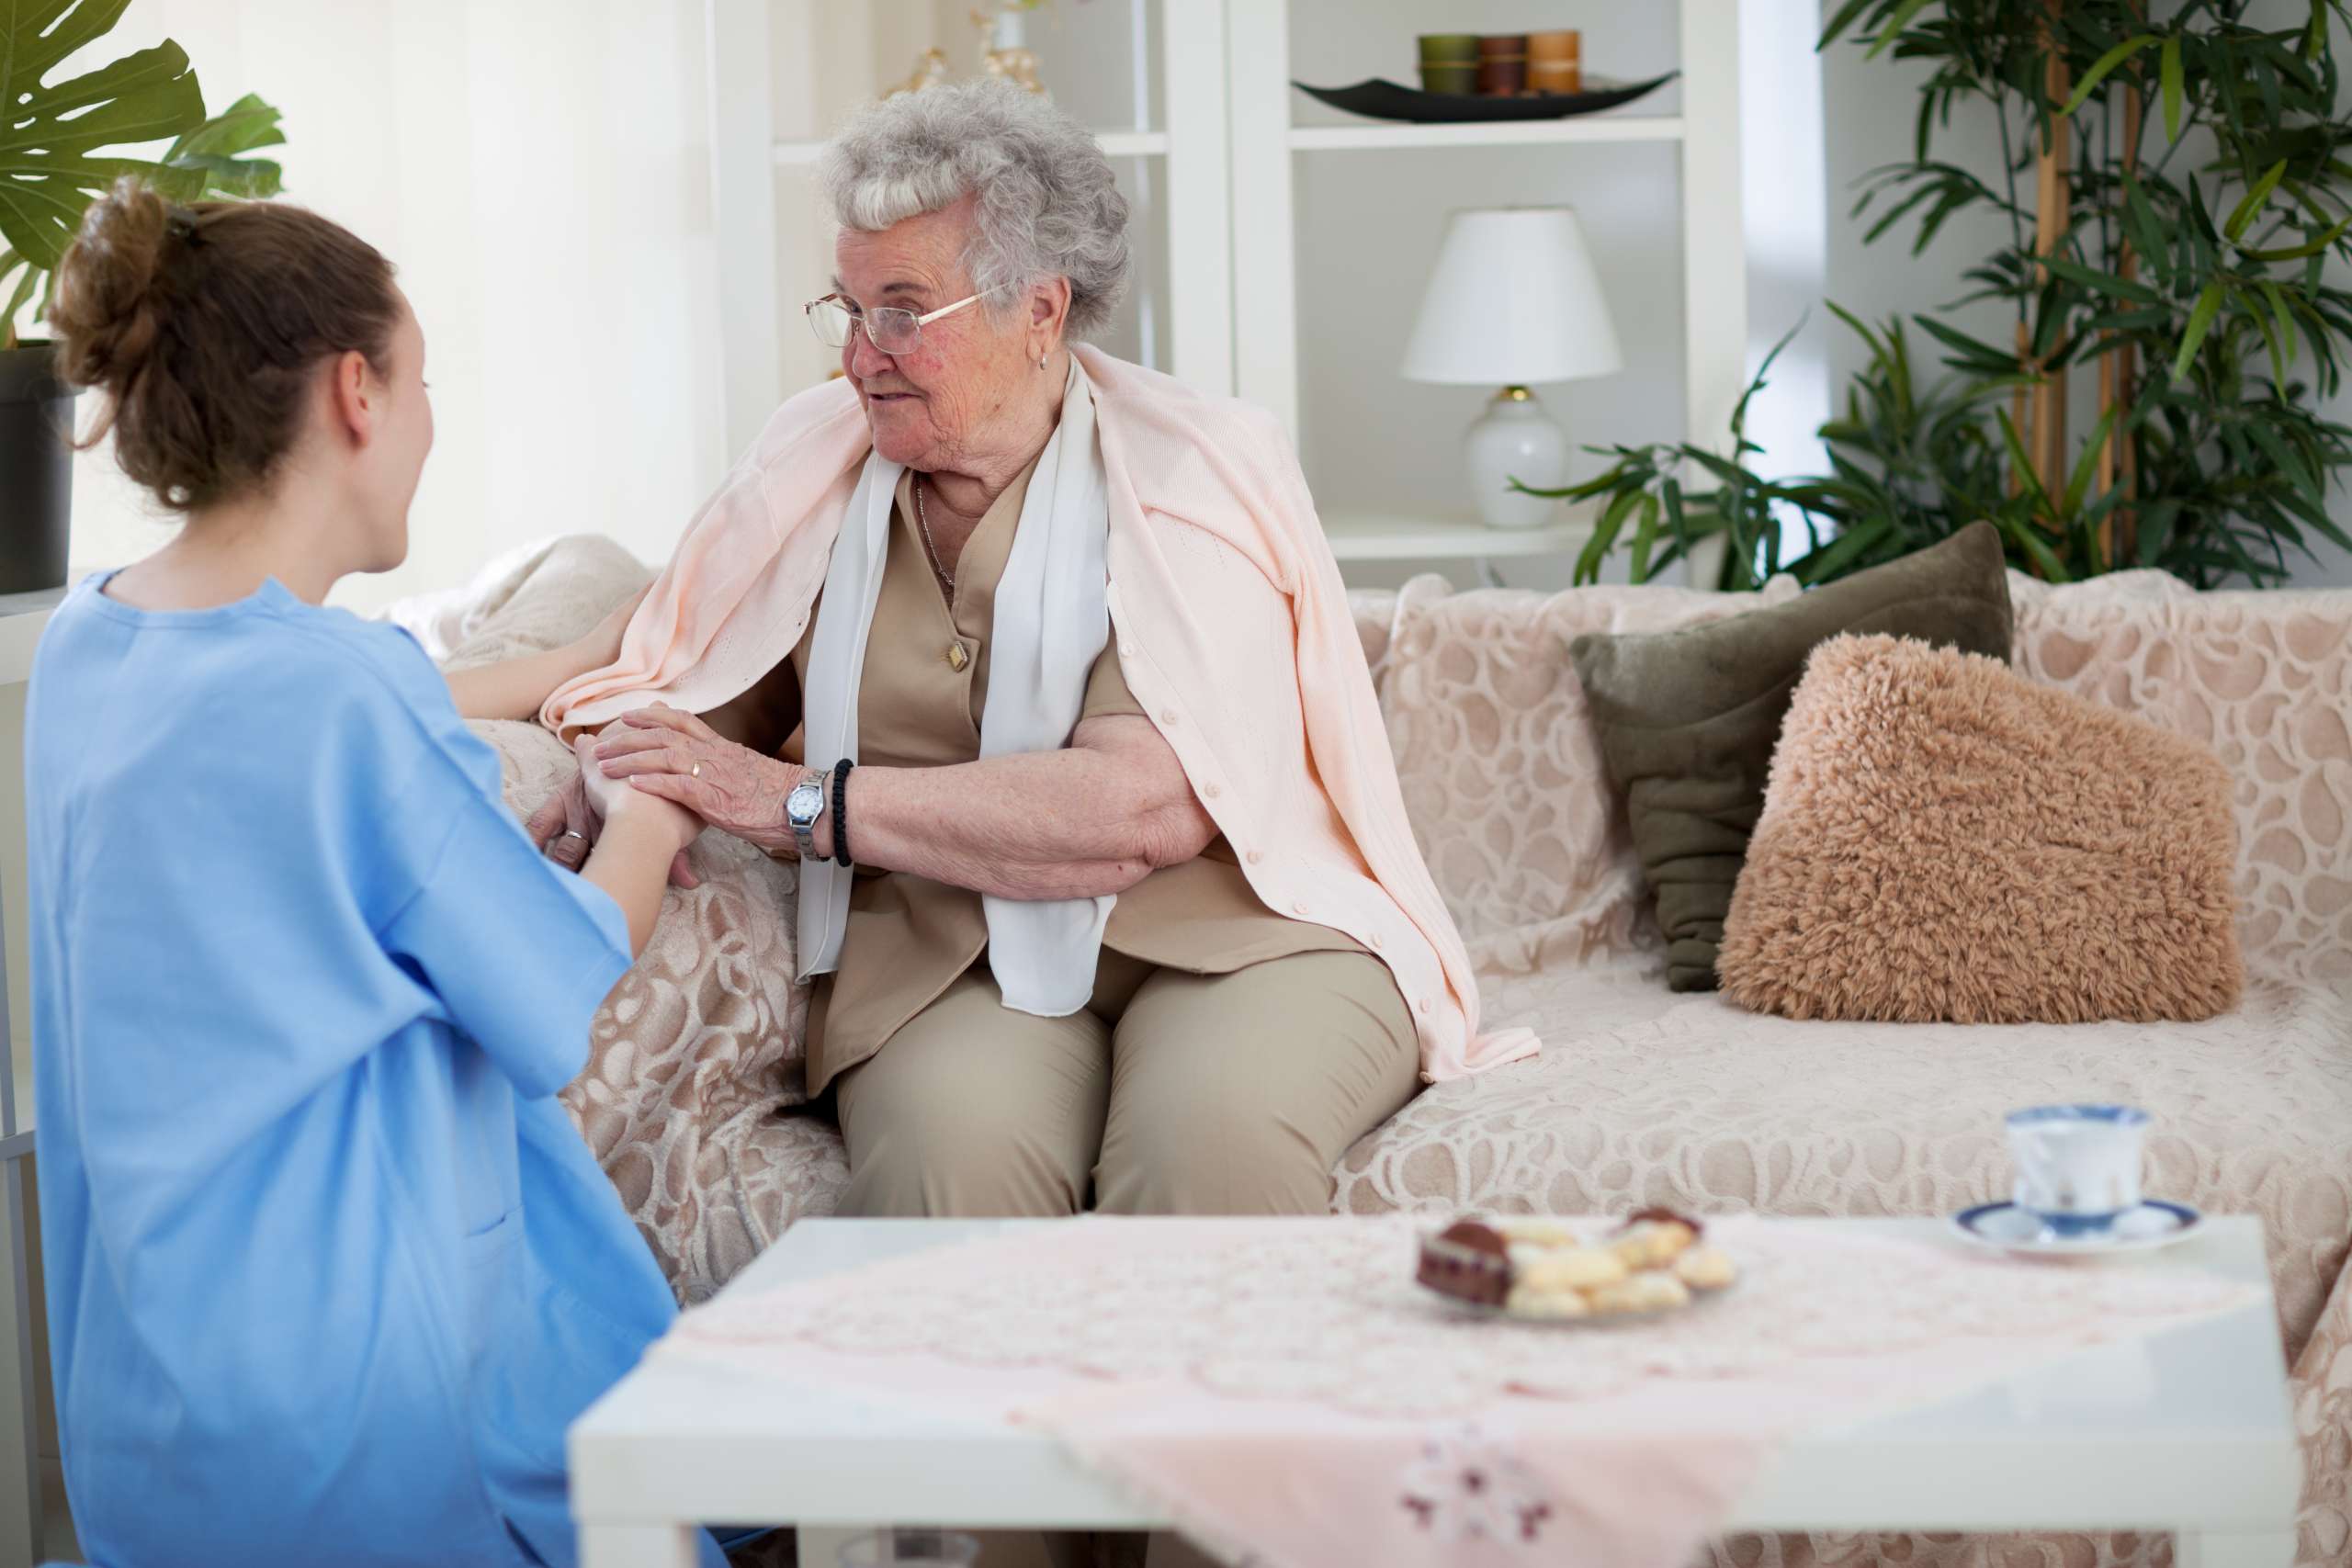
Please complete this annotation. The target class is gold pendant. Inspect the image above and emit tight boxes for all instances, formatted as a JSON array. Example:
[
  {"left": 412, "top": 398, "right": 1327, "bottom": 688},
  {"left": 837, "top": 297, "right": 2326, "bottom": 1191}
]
[{"left": 945, "top": 640, "right": 969, "bottom": 672}]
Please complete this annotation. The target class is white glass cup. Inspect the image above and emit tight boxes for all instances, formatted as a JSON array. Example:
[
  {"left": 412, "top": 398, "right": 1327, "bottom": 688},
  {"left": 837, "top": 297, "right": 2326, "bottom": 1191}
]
[
  {"left": 2007, "top": 1104, "right": 2150, "bottom": 1239},
  {"left": 839, "top": 1529, "right": 981, "bottom": 1568}
]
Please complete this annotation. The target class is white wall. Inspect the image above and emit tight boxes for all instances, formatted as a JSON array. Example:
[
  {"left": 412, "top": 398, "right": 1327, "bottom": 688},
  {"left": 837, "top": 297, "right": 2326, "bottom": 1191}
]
[
  {"left": 40, "top": 0, "right": 730, "bottom": 614},
  {"left": 1739, "top": 0, "right": 1834, "bottom": 491}
]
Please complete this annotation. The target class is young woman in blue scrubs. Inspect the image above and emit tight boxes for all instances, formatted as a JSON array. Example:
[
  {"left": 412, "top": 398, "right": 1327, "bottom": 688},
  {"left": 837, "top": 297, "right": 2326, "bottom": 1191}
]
[{"left": 26, "top": 183, "right": 726, "bottom": 1568}]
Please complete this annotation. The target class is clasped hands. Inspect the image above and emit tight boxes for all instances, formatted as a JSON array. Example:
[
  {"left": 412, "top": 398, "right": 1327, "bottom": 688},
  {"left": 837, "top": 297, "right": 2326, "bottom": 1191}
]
[{"left": 527, "top": 705, "right": 812, "bottom": 878}]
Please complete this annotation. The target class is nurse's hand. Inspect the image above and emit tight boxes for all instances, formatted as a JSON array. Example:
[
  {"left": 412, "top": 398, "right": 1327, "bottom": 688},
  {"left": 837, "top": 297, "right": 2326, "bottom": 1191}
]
[
  {"left": 526, "top": 744, "right": 702, "bottom": 888},
  {"left": 566, "top": 734, "right": 706, "bottom": 959},
  {"left": 593, "top": 705, "right": 800, "bottom": 858},
  {"left": 574, "top": 730, "right": 703, "bottom": 844}
]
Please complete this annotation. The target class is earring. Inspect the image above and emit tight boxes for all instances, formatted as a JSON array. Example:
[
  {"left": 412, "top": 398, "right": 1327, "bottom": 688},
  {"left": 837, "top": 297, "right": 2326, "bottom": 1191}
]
[{"left": 1038, "top": 353, "right": 1048, "bottom": 369}]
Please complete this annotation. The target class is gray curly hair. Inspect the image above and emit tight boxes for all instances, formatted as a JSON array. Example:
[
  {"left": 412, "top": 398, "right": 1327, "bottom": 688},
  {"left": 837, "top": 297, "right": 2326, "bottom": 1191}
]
[{"left": 819, "top": 80, "right": 1131, "bottom": 338}]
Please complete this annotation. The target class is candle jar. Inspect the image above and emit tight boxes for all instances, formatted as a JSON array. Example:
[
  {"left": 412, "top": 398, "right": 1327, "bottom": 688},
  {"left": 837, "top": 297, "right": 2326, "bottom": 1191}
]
[
  {"left": 1528, "top": 29, "right": 1581, "bottom": 94},
  {"left": 1476, "top": 34, "right": 1529, "bottom": 96},
  {"left": 1419, "top": 32, "right": 1482, "bottom": 96}
]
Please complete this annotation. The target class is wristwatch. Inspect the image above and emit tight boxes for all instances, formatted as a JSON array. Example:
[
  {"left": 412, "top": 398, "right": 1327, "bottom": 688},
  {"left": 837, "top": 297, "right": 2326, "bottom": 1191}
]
[{"left": 785, "top": 772, "right": 828, "bottom": 861}]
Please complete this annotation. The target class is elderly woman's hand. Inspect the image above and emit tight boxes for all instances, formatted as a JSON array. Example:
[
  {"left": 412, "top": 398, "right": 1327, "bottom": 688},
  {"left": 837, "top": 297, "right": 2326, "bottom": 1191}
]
[
  {"left": 525, "top": 732, "right": 704, "bottom": 886},
  {"left": 593, "top": 705, "right": 804, "bottom": 857}
]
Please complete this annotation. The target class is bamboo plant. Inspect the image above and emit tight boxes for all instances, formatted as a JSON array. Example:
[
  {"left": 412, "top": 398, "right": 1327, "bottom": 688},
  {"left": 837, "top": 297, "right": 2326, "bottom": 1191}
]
[{"left": 1536, "top": 0, "right": 2352, "bottom": 590}]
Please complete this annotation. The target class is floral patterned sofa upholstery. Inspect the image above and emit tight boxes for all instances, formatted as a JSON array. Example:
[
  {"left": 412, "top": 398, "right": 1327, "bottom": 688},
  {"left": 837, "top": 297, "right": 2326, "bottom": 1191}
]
[{"left": 416, "top": 537, "right": 2352, "bottom": 1568}]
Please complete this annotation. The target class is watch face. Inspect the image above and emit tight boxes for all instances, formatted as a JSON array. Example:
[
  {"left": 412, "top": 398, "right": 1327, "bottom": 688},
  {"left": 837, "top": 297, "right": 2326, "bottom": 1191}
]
[{"left": 787, "top": 779, "right": 826, "bottom": 826}]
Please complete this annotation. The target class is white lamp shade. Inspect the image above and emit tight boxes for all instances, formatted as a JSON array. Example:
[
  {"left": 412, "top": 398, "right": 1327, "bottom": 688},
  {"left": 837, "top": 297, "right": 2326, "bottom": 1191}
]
[{"left": 1400, "top": 207, "right": 1625, "bottom": 386}]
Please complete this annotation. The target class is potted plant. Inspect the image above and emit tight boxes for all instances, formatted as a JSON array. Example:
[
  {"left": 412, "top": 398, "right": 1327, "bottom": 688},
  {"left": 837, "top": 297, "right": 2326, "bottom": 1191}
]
[
  {"left": 1, "top": 0, "right": 285, "bottom": 594},
  {"left": 1531, "top": 0, "right": 2352, "bottom": 591}
]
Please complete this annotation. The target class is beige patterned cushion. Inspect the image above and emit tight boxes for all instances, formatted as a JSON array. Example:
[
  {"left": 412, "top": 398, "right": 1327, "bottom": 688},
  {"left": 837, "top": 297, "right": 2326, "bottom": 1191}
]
[{"left": 408, "top": 535, "right": 647, "bottom": 669}]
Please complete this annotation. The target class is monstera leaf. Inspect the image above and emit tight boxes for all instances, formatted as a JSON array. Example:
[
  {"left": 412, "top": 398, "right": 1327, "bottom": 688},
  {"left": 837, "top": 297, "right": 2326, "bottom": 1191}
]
[
  {"left": 0, "top": 0, "right": 206, "bottom": 270},
  {"left": 1, "top": 4, "right": 286, "bottom": 346},
  {"left": 161, "top": 91, "right": 284, "bottom": 199}
]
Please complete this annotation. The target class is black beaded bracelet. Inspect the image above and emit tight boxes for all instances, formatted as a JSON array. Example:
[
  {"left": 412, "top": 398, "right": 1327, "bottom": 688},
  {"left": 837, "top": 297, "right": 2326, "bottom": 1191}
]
[{"left": 831, "top": 758, "right": 854, "bottom": 867}]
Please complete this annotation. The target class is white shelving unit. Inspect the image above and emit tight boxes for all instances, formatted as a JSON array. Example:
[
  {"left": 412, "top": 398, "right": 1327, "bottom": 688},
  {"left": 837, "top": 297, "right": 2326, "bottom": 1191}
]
[
  {"left": 711, "top": 0, "right": 1747, "bottom": 579},
  {"left": 1323, "top": 509, "right": 1597, "bottom": 564},
  {"left": 1223, "top": 0, "right": 1742, "bottom": 586},
  {"left": 1285, "top": 116, "right": 1685, "bottom": 152}
]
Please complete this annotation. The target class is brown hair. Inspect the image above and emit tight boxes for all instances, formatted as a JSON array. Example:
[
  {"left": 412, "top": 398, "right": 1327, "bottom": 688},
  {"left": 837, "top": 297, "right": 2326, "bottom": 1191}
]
[{"left": 50, "top": 179, "right": 401, "bottom": 512}]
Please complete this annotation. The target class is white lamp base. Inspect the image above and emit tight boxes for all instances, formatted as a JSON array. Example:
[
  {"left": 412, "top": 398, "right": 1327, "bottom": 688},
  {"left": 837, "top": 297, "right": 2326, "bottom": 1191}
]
[{"left": 1463, "top": 386, "right": 1568, "bottom": 530}]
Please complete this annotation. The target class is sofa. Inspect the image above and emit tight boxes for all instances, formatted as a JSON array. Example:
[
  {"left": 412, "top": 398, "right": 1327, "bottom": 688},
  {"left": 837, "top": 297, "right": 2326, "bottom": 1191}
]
[{"left": 413, "top": 536, "right": 2352, "bottom": 1568}]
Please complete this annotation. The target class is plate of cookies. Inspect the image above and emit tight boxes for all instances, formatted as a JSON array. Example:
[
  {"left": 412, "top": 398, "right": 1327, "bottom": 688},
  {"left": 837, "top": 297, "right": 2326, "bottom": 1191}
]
[{"left": 1414, "top": 1209, "right": 1736, "bottom": 1323}]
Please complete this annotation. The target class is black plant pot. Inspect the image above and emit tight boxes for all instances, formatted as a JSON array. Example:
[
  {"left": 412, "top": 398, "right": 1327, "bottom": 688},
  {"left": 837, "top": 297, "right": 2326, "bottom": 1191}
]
[{"left": 0, "top": 342, "right": 75, "bottom": 595}]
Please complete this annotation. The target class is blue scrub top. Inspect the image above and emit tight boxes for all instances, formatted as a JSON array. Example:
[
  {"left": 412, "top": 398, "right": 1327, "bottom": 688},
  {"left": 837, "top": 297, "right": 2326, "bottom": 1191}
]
[{"left": 25, "top": 575, "right": 723, "bottom": 1568}]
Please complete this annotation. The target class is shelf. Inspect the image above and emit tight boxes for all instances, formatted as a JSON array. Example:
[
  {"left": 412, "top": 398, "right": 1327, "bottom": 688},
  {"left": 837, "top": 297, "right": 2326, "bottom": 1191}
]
[
  {"left": 774, "top": 129, "right": 1169, "bottom": 167},
  {"left": 0, "top": 589, "right": 60, "bottom": 688},
  {"left": 1287, "top": 117, "right": 1684, "bottom": 152},
  {"left": 1093, "top": 130, "right": 1170, "bottom": 159},
  {"left": 1324, "top": 510, "right": 1593, "bottom": 563}
]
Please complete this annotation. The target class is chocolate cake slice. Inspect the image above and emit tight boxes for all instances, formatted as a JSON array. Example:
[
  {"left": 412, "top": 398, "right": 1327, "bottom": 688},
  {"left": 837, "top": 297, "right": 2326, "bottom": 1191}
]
[{"left": 1415, "top": 1219, "right": 1511, "bottom": 1307}]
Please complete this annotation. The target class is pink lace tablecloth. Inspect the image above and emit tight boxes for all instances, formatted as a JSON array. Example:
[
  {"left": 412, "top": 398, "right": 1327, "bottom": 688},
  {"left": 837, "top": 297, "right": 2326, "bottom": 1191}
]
[{"left": 666, "top": 1218, "right": 2266, "bottom": 1568}]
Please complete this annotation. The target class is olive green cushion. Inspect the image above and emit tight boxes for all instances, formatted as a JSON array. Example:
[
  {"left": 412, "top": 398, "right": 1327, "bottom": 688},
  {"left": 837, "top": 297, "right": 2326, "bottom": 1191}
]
[{"left": 1567, "top": 522, "right": 2016, "bottom": 991}]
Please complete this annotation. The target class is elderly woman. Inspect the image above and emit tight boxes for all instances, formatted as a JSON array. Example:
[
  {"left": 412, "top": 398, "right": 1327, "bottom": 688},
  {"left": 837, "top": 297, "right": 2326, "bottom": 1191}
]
[{"left": 507, "top": 81, "right": 1532, "bottom": 1218}]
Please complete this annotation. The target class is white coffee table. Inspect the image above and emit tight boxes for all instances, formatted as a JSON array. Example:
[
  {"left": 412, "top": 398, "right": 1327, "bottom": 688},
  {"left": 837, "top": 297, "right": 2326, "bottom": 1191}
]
[{"left": 569, "top": 1216, "right": 2301, "bottom": 1568}]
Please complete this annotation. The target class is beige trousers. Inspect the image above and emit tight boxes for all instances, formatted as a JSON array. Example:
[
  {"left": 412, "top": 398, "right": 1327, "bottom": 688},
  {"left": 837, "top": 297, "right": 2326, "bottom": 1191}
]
[{"left": 833, "top": 948, "right": 1420, "bottom": 1218}]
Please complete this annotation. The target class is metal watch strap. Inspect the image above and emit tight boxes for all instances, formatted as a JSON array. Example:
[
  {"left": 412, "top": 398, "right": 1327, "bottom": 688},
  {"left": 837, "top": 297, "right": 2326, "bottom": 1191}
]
[
  {"left": 830, "top": 759, "right": 854, "bottom": 867},
  {"left": 786, "top": 773, "right": 826, "bottom": 862}
]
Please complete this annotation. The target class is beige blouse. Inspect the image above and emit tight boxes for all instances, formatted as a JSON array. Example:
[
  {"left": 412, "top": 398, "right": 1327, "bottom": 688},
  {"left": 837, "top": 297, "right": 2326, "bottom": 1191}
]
[{"left": 759, "top": 458, "right": 1363, "bottom": 1094}]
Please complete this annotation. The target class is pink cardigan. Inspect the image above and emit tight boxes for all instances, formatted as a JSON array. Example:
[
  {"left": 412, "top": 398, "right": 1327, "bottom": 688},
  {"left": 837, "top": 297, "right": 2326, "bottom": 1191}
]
[{"left": 545, "top": 346, "right": 1538, "bottom": 1081}]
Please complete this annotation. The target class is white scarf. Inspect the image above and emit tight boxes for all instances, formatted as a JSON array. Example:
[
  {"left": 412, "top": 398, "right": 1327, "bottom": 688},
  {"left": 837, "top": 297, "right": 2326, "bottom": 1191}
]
[{"left": 796, "top": 356, "right": 1114, "bottom": 1017}]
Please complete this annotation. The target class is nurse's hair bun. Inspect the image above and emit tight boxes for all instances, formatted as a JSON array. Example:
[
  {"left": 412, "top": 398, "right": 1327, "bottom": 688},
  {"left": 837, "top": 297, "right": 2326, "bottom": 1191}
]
[
  {"left": 50, "top": 179, "right": 174, "bottom": 393},
  {"left": 50, "top": 178, "right": 403, "bottom": 513}
]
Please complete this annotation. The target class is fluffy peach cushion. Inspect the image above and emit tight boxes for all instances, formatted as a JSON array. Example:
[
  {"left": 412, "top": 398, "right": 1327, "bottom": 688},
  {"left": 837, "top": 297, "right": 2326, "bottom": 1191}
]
[{"left": 1718, "top": 633, "right": 2243, "bottom": 1023}]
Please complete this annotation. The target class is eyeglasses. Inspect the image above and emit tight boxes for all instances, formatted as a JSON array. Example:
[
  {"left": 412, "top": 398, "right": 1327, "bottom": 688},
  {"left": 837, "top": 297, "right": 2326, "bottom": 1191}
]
[{"left": 804, "top": 292, "right": 984, "bottom": 356}]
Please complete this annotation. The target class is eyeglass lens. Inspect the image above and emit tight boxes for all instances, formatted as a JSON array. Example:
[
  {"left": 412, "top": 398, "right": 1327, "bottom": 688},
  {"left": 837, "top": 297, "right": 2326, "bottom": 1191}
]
[{"left": 808, "top": 299, "right": 921, "bottom": 355}]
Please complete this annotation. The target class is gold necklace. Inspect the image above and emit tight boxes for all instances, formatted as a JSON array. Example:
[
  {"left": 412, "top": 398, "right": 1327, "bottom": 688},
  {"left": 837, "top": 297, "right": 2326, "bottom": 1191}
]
[{"left": 913, "top": 478, "right": 956, "bottom": 596}]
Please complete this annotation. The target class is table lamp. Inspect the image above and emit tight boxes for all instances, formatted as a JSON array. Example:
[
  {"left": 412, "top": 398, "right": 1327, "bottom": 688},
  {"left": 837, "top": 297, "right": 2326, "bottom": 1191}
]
[{"left": 1400, "top": 207, "right": 1624, "bottom": 530}]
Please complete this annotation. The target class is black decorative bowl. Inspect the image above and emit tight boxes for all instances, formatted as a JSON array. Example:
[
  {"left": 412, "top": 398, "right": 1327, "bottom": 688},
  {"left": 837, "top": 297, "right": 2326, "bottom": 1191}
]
[{"left": 1292, "top": 73, "right": 1676, "bottom": 125}]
